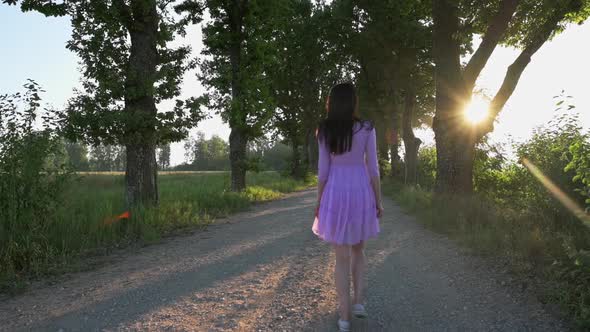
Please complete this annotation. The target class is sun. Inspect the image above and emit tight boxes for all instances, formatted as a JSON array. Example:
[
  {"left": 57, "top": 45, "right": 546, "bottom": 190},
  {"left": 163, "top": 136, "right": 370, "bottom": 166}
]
[{"left": 464, "top": 95, "right": 490, "bottom": 124}]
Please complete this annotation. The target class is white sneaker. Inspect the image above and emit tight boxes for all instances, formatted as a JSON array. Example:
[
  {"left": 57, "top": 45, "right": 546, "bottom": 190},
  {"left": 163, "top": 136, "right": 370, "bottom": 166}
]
[
  {"left": 352, "top": 303, "right": 368, "bottom": 318},
  {"left": 337, "top": 319, "right": 350, "bottom": 332}
]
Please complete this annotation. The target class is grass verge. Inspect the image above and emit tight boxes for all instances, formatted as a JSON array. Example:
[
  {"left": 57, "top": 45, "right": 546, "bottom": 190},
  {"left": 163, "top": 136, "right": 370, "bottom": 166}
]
[
  {"left": 0, "top": 171, "right": 315, "bottom": 294},
  {"left": 383, "top": 180, "right": 590, "bottom": 329}
]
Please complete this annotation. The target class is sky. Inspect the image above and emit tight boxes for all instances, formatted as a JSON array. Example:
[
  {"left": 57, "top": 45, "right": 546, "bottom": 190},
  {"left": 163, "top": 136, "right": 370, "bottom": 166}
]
[{"left": 1, "top": 6, "right": 589, "bottom": 166}]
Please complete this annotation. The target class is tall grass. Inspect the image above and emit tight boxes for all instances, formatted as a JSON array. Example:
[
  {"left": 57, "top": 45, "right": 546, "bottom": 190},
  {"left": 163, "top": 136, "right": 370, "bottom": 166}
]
[
  {"left": 0, "top": 171, "right": 315, "bottom": 293},
  {"left": 383, "top": 180, "right": 590, "bottom": 328},
  {"left": 393, "top": 109, "right": 590, "bottom": 327}
]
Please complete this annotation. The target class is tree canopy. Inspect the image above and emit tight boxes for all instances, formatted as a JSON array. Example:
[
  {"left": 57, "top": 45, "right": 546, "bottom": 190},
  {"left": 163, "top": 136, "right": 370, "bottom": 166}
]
[{"left": 5, "top": 0, "right": 590, "bottom": 198}]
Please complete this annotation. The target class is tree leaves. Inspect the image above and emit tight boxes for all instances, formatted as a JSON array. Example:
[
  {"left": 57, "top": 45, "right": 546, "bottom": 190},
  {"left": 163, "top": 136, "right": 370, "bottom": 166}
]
[
  {"left": 7, "top": 0, "right": 201, "bottom": 147},
  {"left": 186, "top": 0, "right": 283, "bottom": 139},
  {"left": 3, "top": 0, "right": 68, "bottom": 16}
]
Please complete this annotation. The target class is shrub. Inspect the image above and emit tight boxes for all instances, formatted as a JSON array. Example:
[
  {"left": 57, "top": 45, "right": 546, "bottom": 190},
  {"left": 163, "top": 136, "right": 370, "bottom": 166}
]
[
  {"left": 416, "top": 145, "right": 437, "bottom": 189},
  {"left": 566, "top": 137, "right": 590, "bottom": 211},
  {"left": 0, "top": 81, "right": 72, "bottom": 283}
]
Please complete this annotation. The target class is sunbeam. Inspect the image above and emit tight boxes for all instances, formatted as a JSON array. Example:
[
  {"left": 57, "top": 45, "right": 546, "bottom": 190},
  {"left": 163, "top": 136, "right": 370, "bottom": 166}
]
[{"left": 522, "top": 158, "right": 590, "bottom": 227}]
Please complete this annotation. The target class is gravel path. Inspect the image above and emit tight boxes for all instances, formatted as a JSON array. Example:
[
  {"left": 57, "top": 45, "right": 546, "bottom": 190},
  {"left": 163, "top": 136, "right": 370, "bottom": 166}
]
[{"left": 0, "top": 189, "right": 567, "bottom": 331}]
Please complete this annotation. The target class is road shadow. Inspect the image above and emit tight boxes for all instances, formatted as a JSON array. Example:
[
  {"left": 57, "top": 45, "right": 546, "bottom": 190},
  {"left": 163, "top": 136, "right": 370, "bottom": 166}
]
[{"left": 15, "top": 192, "right": 319, "bottom": 331}]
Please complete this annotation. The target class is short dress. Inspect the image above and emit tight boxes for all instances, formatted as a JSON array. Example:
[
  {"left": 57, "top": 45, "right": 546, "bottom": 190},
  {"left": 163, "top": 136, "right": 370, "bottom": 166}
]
[{"left": 312, "top": 120, "right": 380, "bottom": 245}]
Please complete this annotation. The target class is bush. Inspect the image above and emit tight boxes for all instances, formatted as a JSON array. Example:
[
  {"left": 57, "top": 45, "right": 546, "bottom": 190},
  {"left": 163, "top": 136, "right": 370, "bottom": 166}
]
[
  {"left": 476, "top": 110, "right": 590, "bottom": 327},
  {"left": 416, "top": 141, "right": 511, "bottom": 193},
  {"left": 416, "top": 145, "right": 437, "bottom": 190},
  {"left": 515, "top": 112, "right": 587, "bottom": 211},
  {"left": 566, "top": 137, "right": 590, "bottom": 211},
  {"left": 0, "top": 81, "right": 72, "bottom": 285}
]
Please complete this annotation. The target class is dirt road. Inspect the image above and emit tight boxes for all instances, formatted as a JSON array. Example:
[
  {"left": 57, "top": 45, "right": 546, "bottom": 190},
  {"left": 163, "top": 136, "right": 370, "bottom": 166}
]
[{"left": 0, "top": 189, "right": 566, "bottom": 331}]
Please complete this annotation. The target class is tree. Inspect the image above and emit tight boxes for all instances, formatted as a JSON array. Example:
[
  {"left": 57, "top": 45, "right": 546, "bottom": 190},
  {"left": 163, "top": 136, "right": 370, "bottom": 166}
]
[
  {"left": 177, "top": 0, "right": 280, "bottom": 191},
  {"left": 328, "top": 0, "right": 433, "bottom": 181},
  {"left": 270, "top": 1, "right": 344, "bottom": 178},
  {"left": 302, "top": 2, "right": 359, "bottom": 173},
  {"left": 184, "top": 131, "right": 206, "bottom": 166},
  {"left": 207, "top": 135, "right": 229, "bottom": 168},
  {"left": 5, "top": 0, "right": 203, "bottom": 207},
  {"left": 157, "top": 144, "right": 171, "bottom": 170},
  {"left": 353, "top": 0, "right": 402, "bottom": 178},
  {"left": 64, "top": 141, "right": 89, "bottom": 171},
  {"left": 402, "top": 83, "right": 422, "bottom": 185},
  {"left": 432, "top": 0, "right": 590, "bottom": 195},
  {"left": 184, "top": 132, "right": 230, "bottom": 170},
  {"left": 261, "top": 142, "right": 291, "bottom": 171},
  {"left": 271, "top": 0, "right": 312, "bottom": 178},
  {"left": 400, "top": 46, "right": 434, "bottom": 185},
  {"left": 89, "top": 145, "right": 125, "bottom": 171}
]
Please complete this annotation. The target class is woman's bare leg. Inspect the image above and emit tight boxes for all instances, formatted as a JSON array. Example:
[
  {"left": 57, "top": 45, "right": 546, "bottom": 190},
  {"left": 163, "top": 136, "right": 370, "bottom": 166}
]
[
  {"left": 351, "top": 241, "right": 366, "bottom": 304},
  {"left": 333, "top": 244, "right": 351, "bottom": 321}
]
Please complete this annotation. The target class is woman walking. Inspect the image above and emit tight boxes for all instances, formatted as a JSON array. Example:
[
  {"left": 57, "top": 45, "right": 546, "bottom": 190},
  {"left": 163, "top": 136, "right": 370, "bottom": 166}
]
[{"left": 312, "top": 82, "right": 383, "bottom": 332}]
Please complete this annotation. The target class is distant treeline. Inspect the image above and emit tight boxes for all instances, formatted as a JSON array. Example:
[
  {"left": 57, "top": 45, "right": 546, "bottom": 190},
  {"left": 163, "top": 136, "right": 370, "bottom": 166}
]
[
  {"left": 177, "top": 132, "right": 291, "bottom": 172},
  {"left": 62, "top": 131, "right": 291, "bottom": 172}
]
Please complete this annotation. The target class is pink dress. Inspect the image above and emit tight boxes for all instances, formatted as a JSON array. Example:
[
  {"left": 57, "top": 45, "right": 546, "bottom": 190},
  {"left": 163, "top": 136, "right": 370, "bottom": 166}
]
[{"left": 312, "top": 121, "right": 380, "bottom": 245}]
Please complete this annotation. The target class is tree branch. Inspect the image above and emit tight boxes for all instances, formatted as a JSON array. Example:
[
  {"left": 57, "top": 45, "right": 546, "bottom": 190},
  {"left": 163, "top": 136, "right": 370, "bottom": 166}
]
[
  {"left": 479, "top": 7, "right": 569, "bottom": 136},
  {"left": 463, "top": 0, "right": 519, "bottom": 91}
]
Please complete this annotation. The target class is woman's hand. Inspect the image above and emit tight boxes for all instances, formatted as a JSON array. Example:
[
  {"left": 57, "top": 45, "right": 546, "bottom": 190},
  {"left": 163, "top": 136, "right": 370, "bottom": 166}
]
[{"left": 376, "top": 202, "right": 384, "bottom": 218}]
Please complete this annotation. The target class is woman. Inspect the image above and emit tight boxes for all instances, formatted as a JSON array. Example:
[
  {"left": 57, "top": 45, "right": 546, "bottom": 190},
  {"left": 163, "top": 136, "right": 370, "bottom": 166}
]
[{"left": 312, "top": 82, "right": 383, "bottom": 332}]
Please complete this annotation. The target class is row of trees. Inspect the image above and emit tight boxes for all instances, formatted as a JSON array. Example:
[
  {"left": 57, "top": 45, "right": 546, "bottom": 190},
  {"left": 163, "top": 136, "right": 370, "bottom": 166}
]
[
  {"left": 63, "top": 133, "right": 290, "bottom": 172},
  {"left": 329, "top": 0, "right": 589, "bottom": 196},
  {"left": 63, "top": 142, "right": 171, "bottom": 172},
  {"left": 181, "top": 132, "right": 293, "bottom": 171},
  {"left": 6, "top": 0, "right": 589, "bottom": 208},
  {"left": 5, "top": 0, "right": 346, "bottom": 207}
]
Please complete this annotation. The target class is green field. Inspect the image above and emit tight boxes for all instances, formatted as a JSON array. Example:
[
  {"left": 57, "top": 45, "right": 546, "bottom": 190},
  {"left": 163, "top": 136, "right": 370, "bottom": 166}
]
[{"left": 0, "top": 171, "right": 315, "bottom": 293}]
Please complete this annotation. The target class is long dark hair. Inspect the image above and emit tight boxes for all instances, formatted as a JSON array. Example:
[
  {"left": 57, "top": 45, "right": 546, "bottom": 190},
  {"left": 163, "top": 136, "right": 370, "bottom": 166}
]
[{"left": 318, "top": 82, "right": 360, "bottom": 154}]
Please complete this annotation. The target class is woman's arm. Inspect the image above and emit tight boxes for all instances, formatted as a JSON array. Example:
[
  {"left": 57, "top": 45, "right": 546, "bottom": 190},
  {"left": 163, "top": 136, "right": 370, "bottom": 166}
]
[
  {"left": 316, "top": 136, "right": 330, "bottom": 214},
  {"left": 317, "top": 181, "right": 327, "bottom": 211},
  {"left": 370, "top": 177, "right": 383, "bottom": 217},
  {"left": 366, "top": 128, "right": 383, "bottom": 217}
]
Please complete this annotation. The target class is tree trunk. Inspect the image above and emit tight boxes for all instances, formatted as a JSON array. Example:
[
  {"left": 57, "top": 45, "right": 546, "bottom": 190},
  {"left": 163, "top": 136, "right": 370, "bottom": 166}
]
[
  {"left": 125, "top": 144, "right": 158, "bottom": 206},
  {"left": 290, "top": 139, "right": 303, "bottom": 179},
  {"left": 433, "top": 83, "right": 477, "bottom": 195},
  {"left": 307, "top": 129, "right": 318, "bottom": 173},
  {"left": 390, "top": 136, "right": 402, "bottom": 179},
  {"left": 434, "top": 127, "right": 476, "bottom": 195},
  {"left": 404, "top": 139, "right": 421, "bottom": 186},
  {"left": 124, "top": 0, "right": 159, "bottom": 207},
  {"left": 376, "top": 122, "right": 390, "bottom": 176},
  {"left": 389, "top": 106, "right": 403, "bottom": 181},
  {"left": 302, "top": 129, "right": 312, "bottom": 175},
  {"left": 374, "top": 104, "right": 390, "bottom": 176},
  {"left": 432, "top": 83, "right": 476, "bottom": 195},
  {"left": 432, "top": 0, "right": 475, "bottom": 196},
  {"left": 228, "top": 0, "right": 247, "bottom": 192},
  {"left": 402, "top": 91, "right": 421, "bottom": 186},
  {"left": 229, "top": 128, "right": 247, "bottom": 191}
]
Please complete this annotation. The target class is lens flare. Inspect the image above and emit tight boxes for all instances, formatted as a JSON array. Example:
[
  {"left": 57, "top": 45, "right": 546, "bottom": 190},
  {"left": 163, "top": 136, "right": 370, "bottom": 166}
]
[
  {"left": 522, "top": 158, "right": 590, "bottom": 228},
  {"left": 464, "top": 95, "right": 490, "bottom": 124}
]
